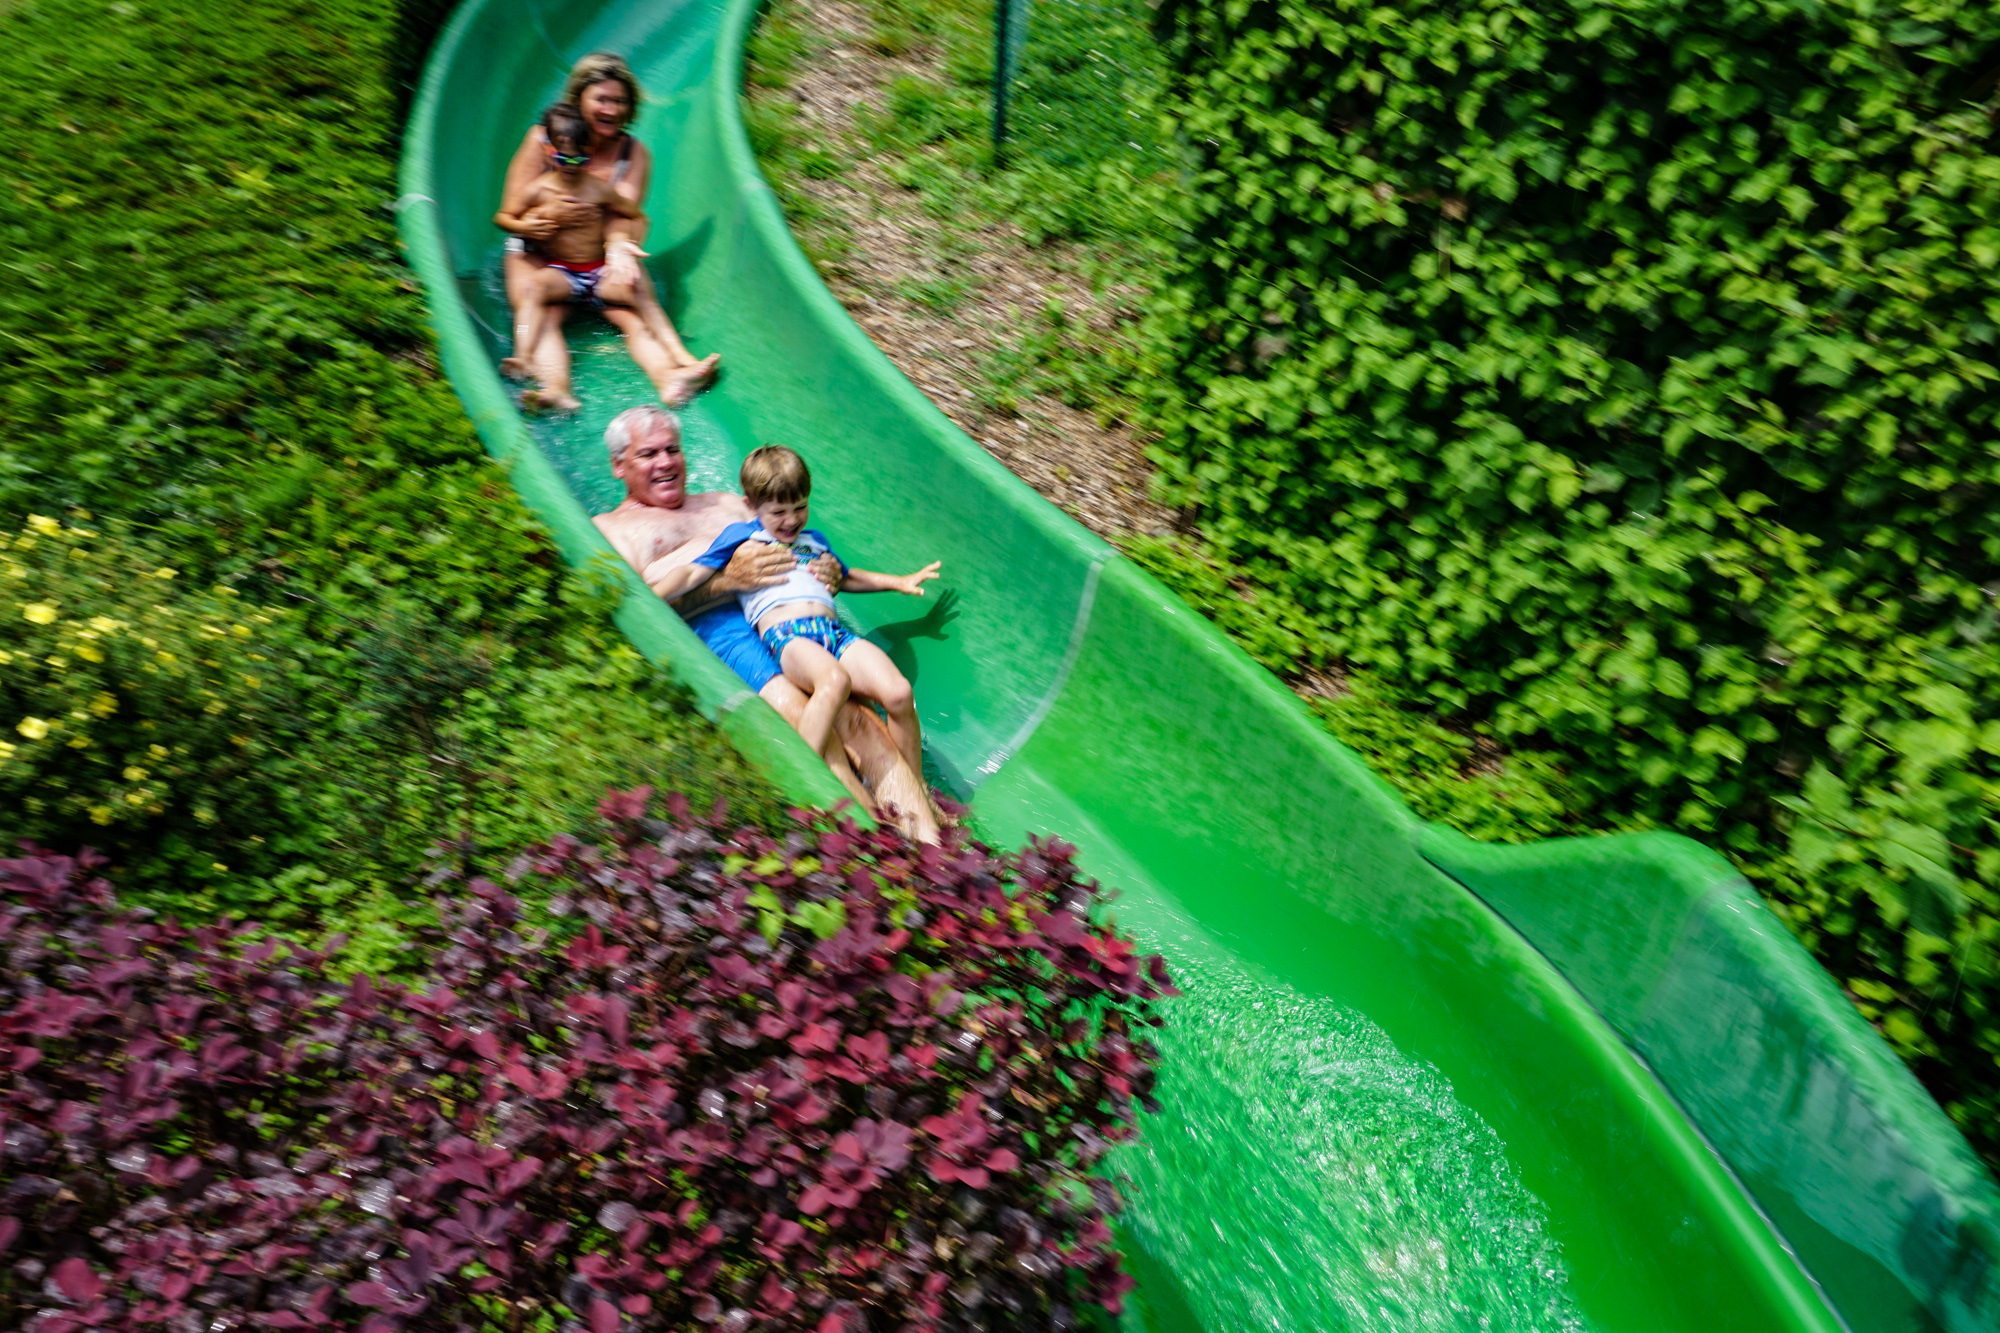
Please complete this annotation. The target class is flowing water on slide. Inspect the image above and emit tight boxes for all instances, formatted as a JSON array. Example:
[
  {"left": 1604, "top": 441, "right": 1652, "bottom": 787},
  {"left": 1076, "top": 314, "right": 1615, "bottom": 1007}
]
[
  {"left": 477, "top": 281, "right": 1599, "bottom": 1332},
  {"left": 1117, "top": 950, "right": 1594, "bottom": 1333}
]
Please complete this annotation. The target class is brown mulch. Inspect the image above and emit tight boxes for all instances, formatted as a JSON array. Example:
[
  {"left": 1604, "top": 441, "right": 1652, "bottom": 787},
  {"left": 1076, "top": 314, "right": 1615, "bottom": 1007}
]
[{"left": 761, "top": 0, "right": 1175, "bottom": 541}]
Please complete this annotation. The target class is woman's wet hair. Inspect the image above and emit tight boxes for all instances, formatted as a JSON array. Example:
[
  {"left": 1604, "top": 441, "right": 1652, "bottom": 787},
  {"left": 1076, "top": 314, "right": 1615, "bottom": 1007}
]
[
  {"left": 541, "top": 102, "right": 591, "bottom": 153},
  {"left": 605, "top": 406, "right": 680, "bottom": 464},
  {"left": 562, "top": 52, "right": 642, "bottom": 124},
  {"left": 740, "top": 446, "right": 811, "bottom": 506}
]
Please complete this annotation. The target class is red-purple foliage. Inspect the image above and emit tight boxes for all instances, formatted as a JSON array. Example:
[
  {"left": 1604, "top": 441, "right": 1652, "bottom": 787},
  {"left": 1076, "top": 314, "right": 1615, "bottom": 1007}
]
[{"left": 0, "top": 790, "right": 1175, "bottom": 1332}]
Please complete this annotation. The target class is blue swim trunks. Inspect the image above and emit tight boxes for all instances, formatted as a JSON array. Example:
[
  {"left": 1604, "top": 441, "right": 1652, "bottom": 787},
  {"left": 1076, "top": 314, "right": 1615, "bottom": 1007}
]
[
  {"left": 688, "top": 603, "right": 780, "bottom": 692},
  {"left": 549, "top": 259, "right": 605, "bottom": 308},
  {"left": 762, "top": 615, "right": 857, "bottom": 663}
]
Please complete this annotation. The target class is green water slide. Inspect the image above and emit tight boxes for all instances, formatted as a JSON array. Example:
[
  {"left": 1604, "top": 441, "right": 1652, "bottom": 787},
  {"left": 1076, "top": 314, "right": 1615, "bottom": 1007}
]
[{"left": 396, "top": 0, "right": 2000, "bottom": 1328}]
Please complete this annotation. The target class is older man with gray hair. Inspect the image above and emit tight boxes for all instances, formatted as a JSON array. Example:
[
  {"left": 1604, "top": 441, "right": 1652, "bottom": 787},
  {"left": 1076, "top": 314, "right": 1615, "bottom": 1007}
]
[{"left": 592, "top": 406, "right": 938, "bottom": 840}]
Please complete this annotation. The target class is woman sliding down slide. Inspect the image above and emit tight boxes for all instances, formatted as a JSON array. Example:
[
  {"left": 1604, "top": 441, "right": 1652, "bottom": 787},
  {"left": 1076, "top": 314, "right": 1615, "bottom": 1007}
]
[{"left": 492, "top": 52, "right": 718, "bottom": 410}]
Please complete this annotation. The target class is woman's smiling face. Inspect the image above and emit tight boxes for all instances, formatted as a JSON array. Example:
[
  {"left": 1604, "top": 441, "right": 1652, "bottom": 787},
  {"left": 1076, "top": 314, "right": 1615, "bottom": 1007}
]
[{"left": 578, "top": 79, "right": 632, "bottom": 143}]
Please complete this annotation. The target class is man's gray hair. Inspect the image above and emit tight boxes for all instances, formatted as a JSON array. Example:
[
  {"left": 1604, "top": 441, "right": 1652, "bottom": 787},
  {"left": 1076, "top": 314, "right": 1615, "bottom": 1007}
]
[{"left": 605, "top": 405, "right": 682, "bottom": 464}]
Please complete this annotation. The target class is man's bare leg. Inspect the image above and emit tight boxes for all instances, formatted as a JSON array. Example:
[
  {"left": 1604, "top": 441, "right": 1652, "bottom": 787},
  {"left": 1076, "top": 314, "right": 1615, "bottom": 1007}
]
[{"left": 832, "top": 704, "right": 938, "bottom": 844}]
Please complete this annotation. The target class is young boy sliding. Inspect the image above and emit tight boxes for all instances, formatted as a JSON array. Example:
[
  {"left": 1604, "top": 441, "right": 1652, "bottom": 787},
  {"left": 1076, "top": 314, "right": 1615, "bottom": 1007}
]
[
  {"left": 649, "top": 446, "right": 940, "bottom": 799},
  {"left": 494, "top": 103, "right": 718, "bottom": 411}
]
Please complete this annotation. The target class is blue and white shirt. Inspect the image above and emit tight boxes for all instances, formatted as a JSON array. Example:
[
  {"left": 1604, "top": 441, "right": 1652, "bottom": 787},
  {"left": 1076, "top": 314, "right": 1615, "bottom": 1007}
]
[{"left": 693, "top": 521, "right": 848, "bottom": 625}]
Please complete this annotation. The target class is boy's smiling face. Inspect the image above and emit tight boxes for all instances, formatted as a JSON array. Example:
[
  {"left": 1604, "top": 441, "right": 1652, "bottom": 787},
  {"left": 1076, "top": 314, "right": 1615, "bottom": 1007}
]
[{"left": 754, "top": 497, "right": 809, "bottom": 543}]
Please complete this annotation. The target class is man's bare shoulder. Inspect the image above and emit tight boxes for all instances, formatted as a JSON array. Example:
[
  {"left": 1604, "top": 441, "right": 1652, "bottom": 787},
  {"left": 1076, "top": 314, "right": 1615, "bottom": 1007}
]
[{"left": 593, "top": 492, "right": 752, "bottom": 569}]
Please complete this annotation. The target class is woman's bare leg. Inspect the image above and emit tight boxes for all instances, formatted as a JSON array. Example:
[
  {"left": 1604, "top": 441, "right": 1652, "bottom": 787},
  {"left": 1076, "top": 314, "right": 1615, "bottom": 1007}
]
[
  {"left": 629, "top": 267, "right": 699, "bottom": 363},
  {"left": 602, "top": 305, "right": 718, "bottom": 408}
]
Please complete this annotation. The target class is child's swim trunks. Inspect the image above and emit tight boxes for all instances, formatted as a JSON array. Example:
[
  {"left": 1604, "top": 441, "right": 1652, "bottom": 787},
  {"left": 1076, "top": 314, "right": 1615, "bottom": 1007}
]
[
  {"left": 548, "top": 258, "right": 605, "bottom": 306},
  {"left": 761, "top": 615, "right": 857, "bottom": 662}
]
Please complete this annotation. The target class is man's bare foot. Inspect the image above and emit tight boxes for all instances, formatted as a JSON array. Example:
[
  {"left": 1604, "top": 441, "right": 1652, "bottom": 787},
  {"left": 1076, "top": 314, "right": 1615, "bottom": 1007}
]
[
  {"left": 499, "top": 355, "right": 531, "bottom": 381},
  {"left": 660, "top": 354, "right": 721, "bottom": 408}
]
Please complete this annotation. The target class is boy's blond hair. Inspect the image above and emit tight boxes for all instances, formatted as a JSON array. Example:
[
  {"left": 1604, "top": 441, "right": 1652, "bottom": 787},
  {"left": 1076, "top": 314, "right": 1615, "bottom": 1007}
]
[{"left": 740, "top": 446, "right": 811, "bottom": 505}]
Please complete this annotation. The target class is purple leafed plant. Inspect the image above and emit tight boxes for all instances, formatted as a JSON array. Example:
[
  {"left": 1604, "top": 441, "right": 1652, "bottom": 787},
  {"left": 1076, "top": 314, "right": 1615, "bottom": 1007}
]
[{"left": 0, "top": 789, "right": 1175, "bottom": 1332}]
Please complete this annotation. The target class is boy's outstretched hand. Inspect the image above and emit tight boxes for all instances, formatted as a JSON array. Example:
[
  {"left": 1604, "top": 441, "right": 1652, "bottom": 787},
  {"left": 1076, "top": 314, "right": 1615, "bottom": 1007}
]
[
  {"left": 841, "top": 560, "right": 941, "bottom": 597},
  {"left": 894, "top": 561, "right": 942, "bottom": 596}
]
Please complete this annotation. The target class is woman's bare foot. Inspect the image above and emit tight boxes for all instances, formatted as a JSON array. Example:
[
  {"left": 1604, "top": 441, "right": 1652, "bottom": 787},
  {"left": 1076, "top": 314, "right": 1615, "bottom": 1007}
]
[
  {"left": 522, "top": 386, "right": 580, "bottom": 413},
  {"left": 660, "top": 354, "right": 721, "bottom": 407},
  {"left": 499, "top": 355, "right": 531, "bottom": 381}
]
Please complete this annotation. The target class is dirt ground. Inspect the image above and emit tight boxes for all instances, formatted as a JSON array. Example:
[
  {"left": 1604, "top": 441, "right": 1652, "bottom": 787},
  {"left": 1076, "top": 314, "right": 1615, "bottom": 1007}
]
[{"left": 759, "top": 0, "right": 1175, "bottom": 541}]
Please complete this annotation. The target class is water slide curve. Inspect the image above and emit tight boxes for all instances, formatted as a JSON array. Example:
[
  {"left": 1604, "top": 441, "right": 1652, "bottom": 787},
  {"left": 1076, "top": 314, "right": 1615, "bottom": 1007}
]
[{"left": 397, "top": 1, "right": 2000, "bottom": 1328}]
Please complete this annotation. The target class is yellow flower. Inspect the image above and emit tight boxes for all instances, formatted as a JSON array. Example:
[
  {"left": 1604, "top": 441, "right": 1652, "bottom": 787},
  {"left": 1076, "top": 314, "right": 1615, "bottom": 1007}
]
[
  {"left": 148, "top": 743, "right": 168, "bottom": 759},
  {"left": 26, "top": 514, "right": 59, "bottom": 536},
  {"left": 89, "top": 616, "right": 123, "bottom": 633},
  {"left": 22, "top": 602, "right": 57, "bottom": 625},
  {"left": 16, "top": 717, "right": 50, "bottom": 740},
  {"left": 242, "top": 676, "right": 262, "bottom": 689},
  {"left": 89, "top": 805, "right": 114, "bottom": 825},
  {"left": 210, "top": 862, "right": 228, "bottom": 872},
  {"left": 124, "top": 791, "right": 147, "bottom": 805},
  {"left": 75, "top": 644, "right": 103, "bottom": 663},
  {"left": 0, "top": 741, "right": 14, "bottom": 762},
  {"left": 90, "top": 693, "right": 117, "bottom": 718},
  {"left": 123, "top": 766, "right": 149, "bottom": 782},
  {"left": 151, "top": 567, "right": 177, "bottom": 579}
]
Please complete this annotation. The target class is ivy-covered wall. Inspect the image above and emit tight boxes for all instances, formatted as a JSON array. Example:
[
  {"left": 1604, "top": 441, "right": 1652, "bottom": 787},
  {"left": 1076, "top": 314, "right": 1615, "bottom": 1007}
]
[{"left": 1145, "top": 0, "right": 2000, "bottom": 1161}]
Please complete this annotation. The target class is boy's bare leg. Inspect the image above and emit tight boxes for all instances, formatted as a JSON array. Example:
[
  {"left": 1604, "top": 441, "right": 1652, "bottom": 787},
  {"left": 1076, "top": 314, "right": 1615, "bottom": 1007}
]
[
  {"left": 834, "top": 640, "right": 924, "bottom": 782},
  {"left": 776, "top": 638, "right": 851, "bottom": 761},
  {"left": 502, "top": 288, "right": 549, "bottom": 381},
  {"left": 523, "top": 274, "right": 580, "bottom": 411},
  {"left": 502, "top": 249, "right": 547, "bottom": 373},
  {"left": 760, "top": 676, "right": 876, "bottom": 814}
]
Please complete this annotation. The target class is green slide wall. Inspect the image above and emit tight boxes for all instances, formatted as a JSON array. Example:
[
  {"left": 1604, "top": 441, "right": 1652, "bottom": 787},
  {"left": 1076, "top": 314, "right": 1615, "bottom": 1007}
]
[{"left": 396, "top": 0, "right": 2000, "bottom": 1328}]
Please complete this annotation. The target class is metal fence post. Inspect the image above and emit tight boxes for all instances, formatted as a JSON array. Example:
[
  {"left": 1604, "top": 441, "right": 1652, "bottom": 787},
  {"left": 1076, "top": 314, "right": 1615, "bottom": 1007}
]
[{"left": 993, "top": 0, "right": 1030, "bottom": 152}]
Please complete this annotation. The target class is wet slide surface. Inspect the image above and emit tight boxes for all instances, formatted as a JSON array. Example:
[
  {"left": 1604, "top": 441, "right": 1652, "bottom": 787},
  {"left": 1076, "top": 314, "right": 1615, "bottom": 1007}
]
[{"left": 398, "top": 0, "right": 2000, "bottom": 1329}]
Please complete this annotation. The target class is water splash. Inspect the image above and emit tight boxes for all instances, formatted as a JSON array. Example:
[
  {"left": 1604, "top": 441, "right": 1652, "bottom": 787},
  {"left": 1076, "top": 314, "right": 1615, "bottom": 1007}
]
[{"left": 1117, "top": 957, "right": 1593, "bottom": 1333}]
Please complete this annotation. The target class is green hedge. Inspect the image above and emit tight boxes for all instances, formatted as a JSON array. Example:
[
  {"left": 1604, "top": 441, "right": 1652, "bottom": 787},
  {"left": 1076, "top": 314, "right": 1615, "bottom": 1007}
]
[
  {"left": 0, "top": 0, "right": 776, "bottom": 971},
  {"left": 1145, "top": 0, "right": 2000, "bottom": 1160}
]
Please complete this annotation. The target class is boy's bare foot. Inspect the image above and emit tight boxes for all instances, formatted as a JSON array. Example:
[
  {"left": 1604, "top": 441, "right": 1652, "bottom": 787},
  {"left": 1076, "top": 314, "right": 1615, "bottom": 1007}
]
[
  {"left": 499, "top": 355, "right": 531, "bottom": 381},
  {"left": 660, "top": 354, "right": 721, "bottom": 408}
]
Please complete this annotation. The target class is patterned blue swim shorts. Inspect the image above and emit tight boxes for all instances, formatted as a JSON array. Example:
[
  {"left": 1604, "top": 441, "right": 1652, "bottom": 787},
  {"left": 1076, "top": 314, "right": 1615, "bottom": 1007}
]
[{"left": 760, "top": 614, "right": 857, "bottom": 662}]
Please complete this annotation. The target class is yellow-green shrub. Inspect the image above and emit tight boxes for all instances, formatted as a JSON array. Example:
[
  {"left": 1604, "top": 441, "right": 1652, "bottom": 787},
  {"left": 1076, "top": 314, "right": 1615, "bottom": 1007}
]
[{"left": 0, "top": 514, "right": 292, "bottom": 880}]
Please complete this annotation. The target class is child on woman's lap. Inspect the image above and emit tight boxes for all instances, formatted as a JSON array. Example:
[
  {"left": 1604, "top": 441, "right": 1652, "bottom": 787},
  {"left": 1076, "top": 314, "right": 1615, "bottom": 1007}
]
[
  {"left": 494, "top": 102, "right": 718, "bottom": 411},
  {"left": 659, "top": 446, "right": 938, "bottom": 793}
]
